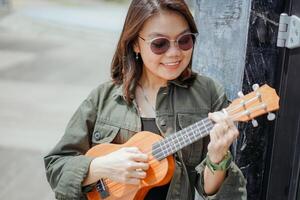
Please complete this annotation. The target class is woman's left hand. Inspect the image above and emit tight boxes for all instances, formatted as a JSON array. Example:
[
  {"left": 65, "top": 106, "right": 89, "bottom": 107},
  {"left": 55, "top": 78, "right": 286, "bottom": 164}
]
[{"left": 207, "top": 111, "right": 239, "bottom": 163}]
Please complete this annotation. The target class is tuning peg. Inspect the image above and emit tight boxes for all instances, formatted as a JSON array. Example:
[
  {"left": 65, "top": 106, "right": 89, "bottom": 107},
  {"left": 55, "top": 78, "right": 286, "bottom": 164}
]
[
  {"left": 267, "top": 112, "right": 276, "bottom": 121},
  {"left": 238, "top": 91, "right": 244, "bottom": 97},
  {"left": 251, "top": 119, "right": 258, "bottom": 127},
  {"left": 252, "top": 84, "right": 259, "bottom": 91}
]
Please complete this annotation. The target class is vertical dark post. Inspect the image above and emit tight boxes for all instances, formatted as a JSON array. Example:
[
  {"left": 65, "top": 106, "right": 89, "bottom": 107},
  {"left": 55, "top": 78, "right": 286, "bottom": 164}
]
[
  {"left": 238, "top": 2, "right": 285, "bottom": 200},
  {"left": 192, "top": 0, "right": 285, "bottom": 199}
]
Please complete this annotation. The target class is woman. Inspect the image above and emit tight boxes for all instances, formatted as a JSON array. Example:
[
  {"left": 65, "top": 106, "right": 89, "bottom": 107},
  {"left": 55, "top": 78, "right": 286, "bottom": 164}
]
[{"left": 44, "top": 0, "right": 247, "bottom": 199}]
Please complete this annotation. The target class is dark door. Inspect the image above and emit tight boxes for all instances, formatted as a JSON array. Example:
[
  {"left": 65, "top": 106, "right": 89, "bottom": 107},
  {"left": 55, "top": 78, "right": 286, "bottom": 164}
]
[{"left": 265, "top": 0, "right": 300, "bottom": 199}]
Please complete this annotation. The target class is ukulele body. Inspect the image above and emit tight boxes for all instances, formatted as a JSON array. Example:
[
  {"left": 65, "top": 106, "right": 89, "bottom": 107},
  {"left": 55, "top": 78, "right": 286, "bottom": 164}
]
[{"left": 86, "top": 131, "right": 175, "bottom": 200}]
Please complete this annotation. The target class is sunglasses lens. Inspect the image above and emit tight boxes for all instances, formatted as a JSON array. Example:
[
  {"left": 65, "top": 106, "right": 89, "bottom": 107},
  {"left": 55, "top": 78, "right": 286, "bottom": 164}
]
[
  {"left": 150, "top": 38, "right": 170, "bottom": 55},
  {"left": 178, "top": 34, "right": 195, "bottom": 51}
]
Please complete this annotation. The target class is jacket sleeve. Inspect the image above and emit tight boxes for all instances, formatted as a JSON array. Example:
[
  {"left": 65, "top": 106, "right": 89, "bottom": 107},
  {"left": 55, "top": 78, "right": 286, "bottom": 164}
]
[
  {"left": 195, "top": 160, "right": 247, "bottom": 200},
  {"left": 194, "top": 79, "right": 247, "bottom": 199},
  {"left": 44, "top": 88, "right": 99, "bottom": 200}
]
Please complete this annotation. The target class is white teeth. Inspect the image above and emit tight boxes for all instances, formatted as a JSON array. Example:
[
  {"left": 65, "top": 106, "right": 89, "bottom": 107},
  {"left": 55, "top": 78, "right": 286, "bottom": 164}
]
[{"left": 164, "top": 61, "right": 180, "bottom": 66}]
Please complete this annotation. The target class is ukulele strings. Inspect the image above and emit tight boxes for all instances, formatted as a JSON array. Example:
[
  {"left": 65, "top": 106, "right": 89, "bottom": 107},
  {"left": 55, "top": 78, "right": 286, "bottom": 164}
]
[{"left": 140, "top": 93, "right": 260, "bottom": 162}]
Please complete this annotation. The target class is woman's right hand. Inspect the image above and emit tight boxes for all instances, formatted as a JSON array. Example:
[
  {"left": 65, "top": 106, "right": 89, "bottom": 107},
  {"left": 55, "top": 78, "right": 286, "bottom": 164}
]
[{"left": 83, "top": 147, "right": 149, "bottom": 186}]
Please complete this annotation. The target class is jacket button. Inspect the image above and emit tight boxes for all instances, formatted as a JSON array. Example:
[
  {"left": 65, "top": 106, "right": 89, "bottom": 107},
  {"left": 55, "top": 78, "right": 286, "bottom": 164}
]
[
  {"left": 94, "top": 132, "right": 101, "bottom": 141},
  {"left": 160, "top": 119, "right": 167, "bottom": 126}
]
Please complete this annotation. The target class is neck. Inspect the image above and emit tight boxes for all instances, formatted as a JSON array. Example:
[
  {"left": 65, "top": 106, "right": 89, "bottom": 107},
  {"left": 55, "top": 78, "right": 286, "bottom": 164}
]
[
  {"left": 139, "top": 67, "right": 167, "bottom": 91},
  {"left": 136, "top": 67, "right": 167, "bottom": 118}
]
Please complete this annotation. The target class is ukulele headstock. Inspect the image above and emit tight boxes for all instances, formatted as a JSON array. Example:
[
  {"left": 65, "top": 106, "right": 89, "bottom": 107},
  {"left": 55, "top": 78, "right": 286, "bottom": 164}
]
[{"left": 226, "top": 84, "right": 280, "bottom": 126}]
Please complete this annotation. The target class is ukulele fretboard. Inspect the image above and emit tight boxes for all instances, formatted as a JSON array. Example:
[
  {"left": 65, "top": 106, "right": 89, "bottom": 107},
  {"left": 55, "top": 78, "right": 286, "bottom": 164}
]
[{"left": 152, "top": 117, "right": 214, "bottom": 161}]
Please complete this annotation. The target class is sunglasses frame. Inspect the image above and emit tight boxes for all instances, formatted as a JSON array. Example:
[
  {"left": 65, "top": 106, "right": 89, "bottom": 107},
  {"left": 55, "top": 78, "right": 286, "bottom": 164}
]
[{"left": 138, "top": 32, "right": 198, "bottom": 55}]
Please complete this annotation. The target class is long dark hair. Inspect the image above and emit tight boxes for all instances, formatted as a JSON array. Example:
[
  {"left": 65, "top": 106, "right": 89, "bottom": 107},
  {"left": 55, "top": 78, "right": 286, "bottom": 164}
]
[{"left": 111, "top": 0, "right": 198, "bottom": 104}]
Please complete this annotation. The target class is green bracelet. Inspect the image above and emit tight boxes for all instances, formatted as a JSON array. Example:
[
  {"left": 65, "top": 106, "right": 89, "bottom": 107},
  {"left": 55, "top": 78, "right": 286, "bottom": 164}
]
[{"left": 206, "top": 151, "right": 232, "bottom": 174}]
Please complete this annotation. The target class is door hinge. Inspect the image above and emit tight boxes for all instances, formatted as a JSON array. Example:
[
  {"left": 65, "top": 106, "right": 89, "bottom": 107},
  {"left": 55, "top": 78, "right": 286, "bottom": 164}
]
[{"left": 277, "top": 13, "right": 300, "bottom": 49}]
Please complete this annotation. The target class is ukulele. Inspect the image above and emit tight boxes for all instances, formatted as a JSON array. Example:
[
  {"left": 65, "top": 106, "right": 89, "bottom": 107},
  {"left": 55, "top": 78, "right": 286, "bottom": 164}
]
[{"left": 86, "top": 84, "right": 280, "bottom": 200}]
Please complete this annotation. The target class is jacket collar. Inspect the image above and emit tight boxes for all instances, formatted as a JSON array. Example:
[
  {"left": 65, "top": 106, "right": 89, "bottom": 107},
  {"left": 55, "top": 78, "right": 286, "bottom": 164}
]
[
  {"left": 112, "top": 84, "right": 124, "bottom": 100},
  {"left": 112, "top": 73, "right": 196, "bottom": 99},
  {"left": 168, "top": 72, "right": 196, "bottom": 88},
  {"left": 168, "top": 79, "right": 189, "bottom": 88}
]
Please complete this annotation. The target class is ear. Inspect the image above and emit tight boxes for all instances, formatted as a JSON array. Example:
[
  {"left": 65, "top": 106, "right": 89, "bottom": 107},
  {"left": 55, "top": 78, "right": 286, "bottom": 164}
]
[{"left": 133, "top": 40, "right": 140, "bottom": 54}]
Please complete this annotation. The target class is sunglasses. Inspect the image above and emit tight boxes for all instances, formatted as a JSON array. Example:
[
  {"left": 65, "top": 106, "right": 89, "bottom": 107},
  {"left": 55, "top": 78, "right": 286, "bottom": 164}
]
[{"left": 138, "top": 32, "right": 198, "bottom": 55}]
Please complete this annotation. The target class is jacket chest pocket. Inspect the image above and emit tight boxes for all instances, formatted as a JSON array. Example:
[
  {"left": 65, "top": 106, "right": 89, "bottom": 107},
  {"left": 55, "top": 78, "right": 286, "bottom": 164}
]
[
  {"left": 92, "top": 122, "right": 120, "bottom": 145},
  {"left": 92, "top": 121, "right": 137, "bottom": 145},
  {"left": 177, "top": 112, "right": 208, "bottom": 166}
]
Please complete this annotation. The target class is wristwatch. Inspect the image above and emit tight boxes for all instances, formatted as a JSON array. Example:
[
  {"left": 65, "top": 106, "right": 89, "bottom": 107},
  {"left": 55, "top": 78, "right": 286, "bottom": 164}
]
[{"left": 206, "top": 151, "right": 232, "bottom": 174}]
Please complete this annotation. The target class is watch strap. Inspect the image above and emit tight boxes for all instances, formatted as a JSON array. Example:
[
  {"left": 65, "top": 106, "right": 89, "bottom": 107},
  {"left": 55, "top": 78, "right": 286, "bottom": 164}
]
[{"left": 206, "top": 151, "right": 232, "bottom": 174}]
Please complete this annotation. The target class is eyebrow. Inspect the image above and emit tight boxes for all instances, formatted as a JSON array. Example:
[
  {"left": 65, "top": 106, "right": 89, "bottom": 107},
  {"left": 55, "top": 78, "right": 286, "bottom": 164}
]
[{"left": 147, "top": 28, "right": 191, "bottom": 38}]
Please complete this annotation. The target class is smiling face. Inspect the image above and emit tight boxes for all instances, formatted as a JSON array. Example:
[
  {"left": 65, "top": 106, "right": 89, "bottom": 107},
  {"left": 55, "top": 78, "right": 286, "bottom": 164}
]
[{"left": 135, "top": 10, "right": 193, "bottom": 84}]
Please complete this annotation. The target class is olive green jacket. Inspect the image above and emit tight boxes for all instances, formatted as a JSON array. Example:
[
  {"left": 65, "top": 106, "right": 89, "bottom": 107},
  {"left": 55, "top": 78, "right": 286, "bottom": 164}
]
[{"left": 44, "top": 74, "right": 247, "bottom": 200}]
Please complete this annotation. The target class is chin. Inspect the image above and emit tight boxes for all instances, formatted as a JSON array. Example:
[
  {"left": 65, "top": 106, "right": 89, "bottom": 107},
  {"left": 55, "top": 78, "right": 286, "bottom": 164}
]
[{"left": 160, "top": 73, "right": 182, "bottom": 81}]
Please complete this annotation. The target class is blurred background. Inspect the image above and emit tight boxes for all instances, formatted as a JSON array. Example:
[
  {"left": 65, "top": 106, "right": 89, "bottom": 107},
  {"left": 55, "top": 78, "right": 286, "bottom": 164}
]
[
  {"left": 0, "top": 0, "right": 129, "bottom": 199},
  {"left": 0, "top": 0, "right": 194, "bottom": 199}
]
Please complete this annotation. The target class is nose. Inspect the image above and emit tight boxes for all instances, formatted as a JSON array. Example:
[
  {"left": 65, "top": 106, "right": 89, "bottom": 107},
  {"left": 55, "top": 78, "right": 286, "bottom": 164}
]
[{"left": 164, "top": 41, "right": 181, "bottom": 57}]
